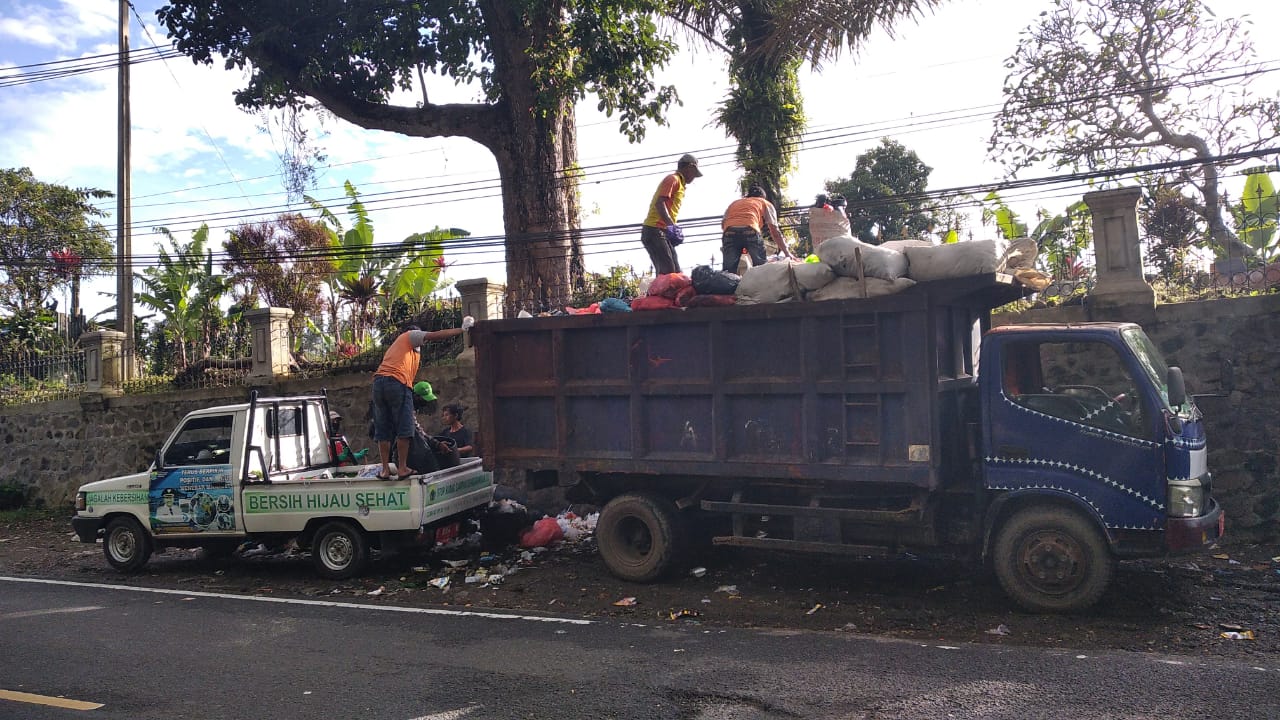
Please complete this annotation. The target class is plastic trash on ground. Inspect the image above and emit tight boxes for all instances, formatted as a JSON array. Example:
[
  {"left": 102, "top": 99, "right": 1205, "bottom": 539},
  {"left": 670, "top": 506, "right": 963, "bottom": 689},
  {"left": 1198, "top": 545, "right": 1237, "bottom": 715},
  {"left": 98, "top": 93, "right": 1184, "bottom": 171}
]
[
  {"left": 614, "top": 597, "right": 637, "bottom": 607},
  {"left": 518, "top": 516, "right": 565, "bottom": 548},
  {"left": 985, "top": 624, "right": 1012, "bottom": 636}
]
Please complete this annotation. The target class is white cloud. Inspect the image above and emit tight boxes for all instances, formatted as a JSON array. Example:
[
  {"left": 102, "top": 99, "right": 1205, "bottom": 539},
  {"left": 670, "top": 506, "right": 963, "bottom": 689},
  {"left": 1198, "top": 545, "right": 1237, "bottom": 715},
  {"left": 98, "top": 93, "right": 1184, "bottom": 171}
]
[{"left": 0, "top": 0, "right": 115, "bottom": 51}]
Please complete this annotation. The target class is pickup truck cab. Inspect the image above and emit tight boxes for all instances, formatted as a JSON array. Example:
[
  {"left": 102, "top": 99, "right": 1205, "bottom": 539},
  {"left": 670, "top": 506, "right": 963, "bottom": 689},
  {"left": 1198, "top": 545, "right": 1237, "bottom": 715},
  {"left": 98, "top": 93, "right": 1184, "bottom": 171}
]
[{"left": 72, "top": 392, "right": 494, "bottom": 579}]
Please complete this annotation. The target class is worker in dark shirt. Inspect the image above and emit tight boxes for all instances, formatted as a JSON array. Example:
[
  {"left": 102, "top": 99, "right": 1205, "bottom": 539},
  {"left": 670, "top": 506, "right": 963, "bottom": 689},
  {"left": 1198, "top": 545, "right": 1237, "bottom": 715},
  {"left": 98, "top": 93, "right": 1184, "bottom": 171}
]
[{"left": 439, "top": 404, "right": 474, "bottom": 457}]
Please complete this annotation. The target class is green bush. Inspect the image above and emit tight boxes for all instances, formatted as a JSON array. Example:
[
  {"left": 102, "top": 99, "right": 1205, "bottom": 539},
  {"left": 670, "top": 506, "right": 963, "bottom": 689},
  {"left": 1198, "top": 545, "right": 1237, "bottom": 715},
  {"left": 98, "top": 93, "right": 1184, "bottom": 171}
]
[{"left": 0, "top": 483, "right": 26, "bottom": 511}]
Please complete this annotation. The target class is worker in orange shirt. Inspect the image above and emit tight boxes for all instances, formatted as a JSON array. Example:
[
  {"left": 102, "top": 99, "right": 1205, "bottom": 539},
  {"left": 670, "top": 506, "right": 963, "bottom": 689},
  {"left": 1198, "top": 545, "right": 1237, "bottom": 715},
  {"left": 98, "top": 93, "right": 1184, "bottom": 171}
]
[
  {"left": 639, "top": 153, "right": 703, "bottom": 274},
  {"left": 721, "top": 185, "right": 793, "bottom": 273}
]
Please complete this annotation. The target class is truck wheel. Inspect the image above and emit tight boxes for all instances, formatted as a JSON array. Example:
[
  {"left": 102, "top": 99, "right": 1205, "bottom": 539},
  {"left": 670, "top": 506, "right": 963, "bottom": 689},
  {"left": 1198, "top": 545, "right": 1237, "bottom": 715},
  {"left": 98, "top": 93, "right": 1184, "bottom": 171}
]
[
  {"left": 597, "top": 493, "right": 685, "bottom": 583},
  {"left": 311, "top": 521, "right": 369, "bottom": 580},
  {"left": 103, "top": 517, "right": 152, "bottom": 573},
  {"left": 993, "top": 506, "right": 1113, "bottom": 613}
]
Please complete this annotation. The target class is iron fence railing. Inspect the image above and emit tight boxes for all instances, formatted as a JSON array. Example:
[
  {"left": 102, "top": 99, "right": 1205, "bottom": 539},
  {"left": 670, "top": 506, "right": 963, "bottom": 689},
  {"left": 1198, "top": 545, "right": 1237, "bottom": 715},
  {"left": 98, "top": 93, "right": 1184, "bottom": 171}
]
[{"left": 0, "top": 347, "right": 86, "bottom": 406}]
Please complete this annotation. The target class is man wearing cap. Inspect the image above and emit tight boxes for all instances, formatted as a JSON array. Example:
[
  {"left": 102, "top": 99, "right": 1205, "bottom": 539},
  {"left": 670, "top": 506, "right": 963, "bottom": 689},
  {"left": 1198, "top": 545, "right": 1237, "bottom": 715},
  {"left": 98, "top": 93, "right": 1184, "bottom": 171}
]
[
  {"left": 721, "top": 185, "right": 793, "bottom": 273},
  {"left": 371, "top": 320, "right": 472, "bottom": 480},
  {"left": 640, "top": 154, "right": 702, "bottom": 274}
]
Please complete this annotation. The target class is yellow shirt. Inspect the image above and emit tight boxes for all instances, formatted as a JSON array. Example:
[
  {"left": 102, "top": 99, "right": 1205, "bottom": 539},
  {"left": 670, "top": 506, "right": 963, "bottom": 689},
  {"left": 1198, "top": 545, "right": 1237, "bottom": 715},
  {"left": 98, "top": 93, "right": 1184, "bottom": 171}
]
[{"left": 643, "top": 173, "right": 686, "bottom": 229}]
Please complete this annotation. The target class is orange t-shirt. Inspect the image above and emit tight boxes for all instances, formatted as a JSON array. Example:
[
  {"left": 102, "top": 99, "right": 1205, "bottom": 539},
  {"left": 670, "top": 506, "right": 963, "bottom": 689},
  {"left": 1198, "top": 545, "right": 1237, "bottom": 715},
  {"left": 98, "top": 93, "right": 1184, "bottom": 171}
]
[
  {"left": 721, "top": 196, "right": 778, "bottom": 232},
  {"left": 373, "top": 330, "right": 425, "bottom": 387}
]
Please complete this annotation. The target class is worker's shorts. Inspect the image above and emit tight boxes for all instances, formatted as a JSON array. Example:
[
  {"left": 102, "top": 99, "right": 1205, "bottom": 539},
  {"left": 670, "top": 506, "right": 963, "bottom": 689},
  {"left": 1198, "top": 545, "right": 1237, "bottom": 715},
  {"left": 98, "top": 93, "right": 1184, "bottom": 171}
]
[
  {"left": 371, "top": 375, "right": 415, "bottom": 441},
  {"left": 640, "top": 225, "right": 681, "bottom": 275}
]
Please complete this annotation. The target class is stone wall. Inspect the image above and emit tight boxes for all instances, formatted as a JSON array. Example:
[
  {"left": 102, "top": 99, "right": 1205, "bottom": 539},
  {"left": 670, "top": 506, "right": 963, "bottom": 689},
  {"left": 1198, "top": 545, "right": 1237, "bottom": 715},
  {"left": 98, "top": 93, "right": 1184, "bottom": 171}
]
[
  {"left": 0, "top": 355, "right": 477, "bottom": 509},
  {"left": 994, "top": 293, "right": 1280, "bottom": 542}
]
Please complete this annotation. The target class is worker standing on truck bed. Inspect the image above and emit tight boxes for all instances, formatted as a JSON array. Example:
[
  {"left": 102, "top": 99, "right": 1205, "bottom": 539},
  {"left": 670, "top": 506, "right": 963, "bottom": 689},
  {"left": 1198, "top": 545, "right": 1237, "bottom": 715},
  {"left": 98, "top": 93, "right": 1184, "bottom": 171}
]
[
  {"left": 639, "top": 153, "right": 702, "bottom": 274},
  {"left": 721, "top": 185, "right": 792, "bottom": 272},
  {"left": 371, "top": 320, "right": 472, "bottom": 480}
]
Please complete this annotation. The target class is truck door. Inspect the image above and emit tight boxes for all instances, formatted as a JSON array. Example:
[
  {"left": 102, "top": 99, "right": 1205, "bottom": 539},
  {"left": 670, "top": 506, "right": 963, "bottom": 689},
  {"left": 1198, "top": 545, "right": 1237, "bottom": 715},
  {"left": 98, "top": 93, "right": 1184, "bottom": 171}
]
[
  {"left": 151, "top": 413, "right": 241, "bottom": 535},
  {"left": 985, "top": 335, "right": 1166, "bottom": 533}
]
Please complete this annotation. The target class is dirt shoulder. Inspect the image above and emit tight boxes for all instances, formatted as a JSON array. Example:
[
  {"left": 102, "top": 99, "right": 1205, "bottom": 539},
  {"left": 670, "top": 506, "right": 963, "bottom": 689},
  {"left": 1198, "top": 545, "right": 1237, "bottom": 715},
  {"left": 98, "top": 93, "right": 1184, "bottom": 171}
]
[{"left": 2, "top": 510, "right": 1277, "bottom": 660}]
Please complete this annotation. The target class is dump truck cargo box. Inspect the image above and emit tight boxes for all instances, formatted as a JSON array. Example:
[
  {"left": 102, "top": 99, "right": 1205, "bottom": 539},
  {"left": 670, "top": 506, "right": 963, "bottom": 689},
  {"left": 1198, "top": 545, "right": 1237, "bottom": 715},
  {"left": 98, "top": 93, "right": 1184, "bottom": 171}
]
[{"left": 474, "top": 274, "right": 1027, "bottom": 491}]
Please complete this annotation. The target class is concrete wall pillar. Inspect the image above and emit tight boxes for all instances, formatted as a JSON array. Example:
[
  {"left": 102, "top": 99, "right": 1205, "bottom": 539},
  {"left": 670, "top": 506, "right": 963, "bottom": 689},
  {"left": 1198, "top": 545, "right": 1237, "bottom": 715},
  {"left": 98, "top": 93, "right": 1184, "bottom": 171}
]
[
  {"left": 245, "top": 307, "right": 295, "bottom": 382},
  {"left": 456, "top": 278, "right": 506, "bottom": 322},
  {"left": 80, "top": 330, "right": 126, "bottom": 395},
  {"left": 1084, "top": 187, "right": 1154, "bottom": 317}
]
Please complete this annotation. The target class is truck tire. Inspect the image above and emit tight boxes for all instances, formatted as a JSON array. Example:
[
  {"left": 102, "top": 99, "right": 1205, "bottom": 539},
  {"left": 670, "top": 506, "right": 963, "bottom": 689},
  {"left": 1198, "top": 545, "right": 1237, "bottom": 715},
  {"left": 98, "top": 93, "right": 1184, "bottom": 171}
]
[
  {"left": 597, "top": 493, "right": 685, "bottom": 583},
  {"left": 993, "top": 506, "right": 1113, "bottom": 613},
  {"left": 311, "top": 521, "right": 369, "bottom": 580},
  {"left": 103, "top": 516, "right": 152, "bottom": 573}
]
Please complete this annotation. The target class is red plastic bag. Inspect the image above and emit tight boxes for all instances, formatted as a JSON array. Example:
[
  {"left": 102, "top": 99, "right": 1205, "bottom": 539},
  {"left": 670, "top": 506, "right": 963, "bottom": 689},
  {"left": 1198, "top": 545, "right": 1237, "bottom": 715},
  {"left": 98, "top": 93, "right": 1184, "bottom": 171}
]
[
  {"left": 648, "top": 272, "right": 692, "bottom": 299},
  {"left": 674, "top": 284, "right": 697, "bottom": 307},
  {"left": 684, "top": 293, "right": 737, "bottom": 308},
  {"left": 630, "top": 295, "right": 678, "bottom": 311},
  {"left": 564, "top": 303, "right": 601, "bottom": 315},
  {"left": 518, "top": 517, "right": 565, "bottom": 548}
]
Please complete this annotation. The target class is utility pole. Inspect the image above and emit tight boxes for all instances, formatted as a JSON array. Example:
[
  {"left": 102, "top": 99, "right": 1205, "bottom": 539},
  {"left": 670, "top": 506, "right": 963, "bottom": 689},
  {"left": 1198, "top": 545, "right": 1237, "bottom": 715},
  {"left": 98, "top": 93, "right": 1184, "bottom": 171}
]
[{"left": 116, "top": 0, "right": 133, "bottom": 379}]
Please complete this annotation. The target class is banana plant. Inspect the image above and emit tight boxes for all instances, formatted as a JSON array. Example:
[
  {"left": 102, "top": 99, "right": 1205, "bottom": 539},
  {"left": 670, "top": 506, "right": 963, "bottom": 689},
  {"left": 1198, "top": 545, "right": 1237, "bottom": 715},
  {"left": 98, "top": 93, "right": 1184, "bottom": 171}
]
[{"left": 135, "top": 224, "right": 228, "bottom": 369}]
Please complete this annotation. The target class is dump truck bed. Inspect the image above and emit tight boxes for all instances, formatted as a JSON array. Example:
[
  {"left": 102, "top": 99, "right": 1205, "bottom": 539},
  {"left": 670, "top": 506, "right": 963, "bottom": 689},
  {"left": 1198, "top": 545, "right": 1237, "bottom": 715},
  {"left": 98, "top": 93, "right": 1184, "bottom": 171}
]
[{"left": 474, "top": 273, "right": 1027, "bottom": 491}]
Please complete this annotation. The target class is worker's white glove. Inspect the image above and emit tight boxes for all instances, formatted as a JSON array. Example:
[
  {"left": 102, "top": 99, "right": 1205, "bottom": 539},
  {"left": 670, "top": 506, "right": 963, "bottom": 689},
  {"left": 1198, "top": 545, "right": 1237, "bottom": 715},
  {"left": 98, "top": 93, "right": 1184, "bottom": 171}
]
[{"left": 461, "top": 315, "right": 476, "bottom": 331}]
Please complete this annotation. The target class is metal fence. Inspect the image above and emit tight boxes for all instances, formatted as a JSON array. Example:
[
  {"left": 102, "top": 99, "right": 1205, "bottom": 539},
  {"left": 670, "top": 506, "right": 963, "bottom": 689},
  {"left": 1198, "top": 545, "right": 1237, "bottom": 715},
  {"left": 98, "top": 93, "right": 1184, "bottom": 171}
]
[{"left": 0, "top": 347, "right": 86, "bottom": 406}]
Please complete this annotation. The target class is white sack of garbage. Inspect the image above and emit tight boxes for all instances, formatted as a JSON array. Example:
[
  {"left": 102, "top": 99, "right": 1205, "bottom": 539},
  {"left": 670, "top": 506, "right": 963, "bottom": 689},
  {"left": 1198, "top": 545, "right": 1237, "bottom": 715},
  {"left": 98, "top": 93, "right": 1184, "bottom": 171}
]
[
  {"left": 790, "top": 261, "right": 836, "bottom": 296},
  {"left": 809, "top": 276, "right": 916, "bottom": 301},
  {"left": 808, "top": 206, "right": 851, "bottom": 247},
  {"left": 735, "top": 262, "right": 799, "bottom": 305},
  {"left": 816, "top": 235, "right": 909, "bottom": 280},
  {"left": 902, "top": 239, "right": 999, "bottom": 282}
]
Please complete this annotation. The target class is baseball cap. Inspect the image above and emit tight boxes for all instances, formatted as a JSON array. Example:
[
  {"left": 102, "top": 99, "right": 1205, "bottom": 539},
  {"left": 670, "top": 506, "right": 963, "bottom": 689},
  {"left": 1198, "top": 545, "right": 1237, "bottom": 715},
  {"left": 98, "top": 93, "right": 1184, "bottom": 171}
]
[
  {"left": 412, "top": 381, "right": 437, "bottom": 402},
  {"left": 678, "top": 153, "right": 703, "bottom": 177}
]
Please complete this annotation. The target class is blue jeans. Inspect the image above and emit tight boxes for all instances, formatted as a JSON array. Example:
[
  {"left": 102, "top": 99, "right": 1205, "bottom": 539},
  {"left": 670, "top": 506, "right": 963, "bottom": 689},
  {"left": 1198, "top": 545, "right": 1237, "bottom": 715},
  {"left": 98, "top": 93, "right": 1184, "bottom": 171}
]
[{"left": 372, "top": 375, "right": 414, "bottom": 441}]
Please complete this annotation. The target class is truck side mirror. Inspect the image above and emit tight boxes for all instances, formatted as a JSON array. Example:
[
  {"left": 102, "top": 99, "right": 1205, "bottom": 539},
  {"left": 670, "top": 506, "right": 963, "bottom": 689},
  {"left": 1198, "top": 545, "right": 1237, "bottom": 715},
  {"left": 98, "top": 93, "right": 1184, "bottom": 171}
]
[
  {"left": 1167, "top": 366, "right": 1186, "bottom": 408},
  {"left": 154, "top": 449, "right": 164, "bottom": 471}
]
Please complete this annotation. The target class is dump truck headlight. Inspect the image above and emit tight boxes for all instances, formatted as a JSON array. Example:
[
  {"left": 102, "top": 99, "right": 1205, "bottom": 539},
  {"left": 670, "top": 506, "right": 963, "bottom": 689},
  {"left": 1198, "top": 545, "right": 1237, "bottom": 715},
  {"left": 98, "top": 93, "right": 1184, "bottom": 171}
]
[
  {"left": 75, "top": 492, "right": 87, "bottom": 512},
  {"left": 1167, "top": 482, "right": 1204, "bottom": 518}
]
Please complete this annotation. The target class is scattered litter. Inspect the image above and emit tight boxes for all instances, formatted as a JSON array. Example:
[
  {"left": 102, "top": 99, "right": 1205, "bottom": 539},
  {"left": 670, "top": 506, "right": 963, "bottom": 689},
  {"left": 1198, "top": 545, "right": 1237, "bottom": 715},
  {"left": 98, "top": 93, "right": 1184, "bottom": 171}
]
[
  {"left": 613, "top": 597, "right": 637, "bottom": 607},
  {"left": 367, "top": 586, "right": 385, "bottom": 596},
  {"left": 806, "top": 603, "right": 824, "bottom": 616},
  {"left": 464, "top": 575, "right": 484, "bottom": 584},
  {"left": 520, "top": 551, "right": 535, "bottom": 562},
  {"left": 715, "top": 585, "right": 739, "bottom": 595},
  {"left": 840, "top": 623, "right": 858, "bottom": 632},
  {"left": 1228, "top": 559, "right": 1241, "bottom": 565},
  {"left": 1220, "top": 631, "right": 1256, "bottom": 640},
  {"left": 303, "top": 691, "right": 312, "bottom": 696},
  {"left": 985, "top": 624, "right": 1012, "bottom": 636},
  {"left": 412, "top": 566, "right": 431, "bottom": 573},
  {"left": 1212, "top": 553, "right": 1230, "bottom": 560},
  {"left": 182, "top": 597, "right": 195, "bottom": 601},
  {"left": 690, "top": 567, "right": 707, "bottom": 578},
  {"left": 700, "top": 598, "right": 712, "bottom": 604},
  {"left": 669, "top": 609, "right": 699, "bottom": 620},
  {"left": 242, "top": 544, "right": 271, "bottom": 558},
  {"left": 1191, "top": 623, "right": 1212, "bottom": 630},
  {"left": 428, "top": 577, "right": 450, "bottom": 590},
  {"left": 1272, "top": 556, "right": 1280, "bottom": 563},
  {"left": 443, "top": 559, "right": 470, "bottom": 569},
  {"left": 926, "top": 585, "right": 946, "bottom": 593},
  {"left": 673, "top": 649, "right": 685, "bottom": 653},
  {"left": 1219, "top": 623, "right": 1244, "bottom": 631},
  {"left": 548, "top": 599, "right": 557, "bottom": 605}
]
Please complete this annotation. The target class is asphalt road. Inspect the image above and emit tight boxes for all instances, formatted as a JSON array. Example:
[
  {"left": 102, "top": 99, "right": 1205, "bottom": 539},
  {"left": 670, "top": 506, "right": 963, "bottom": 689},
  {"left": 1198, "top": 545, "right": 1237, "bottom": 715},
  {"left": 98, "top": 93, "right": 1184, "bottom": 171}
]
[{"left": 1, "top": 575, "right": 1277, "bottom": 720}]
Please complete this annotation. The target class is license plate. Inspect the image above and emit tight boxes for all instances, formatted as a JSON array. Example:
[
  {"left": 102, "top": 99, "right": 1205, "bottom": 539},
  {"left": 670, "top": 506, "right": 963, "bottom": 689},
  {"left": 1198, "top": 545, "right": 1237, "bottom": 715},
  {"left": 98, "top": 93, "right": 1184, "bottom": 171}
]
[{"left": 434, "top": 522, "right": 460, "bottom": 545}]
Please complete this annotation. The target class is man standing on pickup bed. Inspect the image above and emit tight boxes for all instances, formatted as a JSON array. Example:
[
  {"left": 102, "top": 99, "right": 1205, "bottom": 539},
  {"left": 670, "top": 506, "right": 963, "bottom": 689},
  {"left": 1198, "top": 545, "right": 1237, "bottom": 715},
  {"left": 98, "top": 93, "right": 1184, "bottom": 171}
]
[
  {"left": 721, "top": 185, "right": 792, "bottom": 272},
  {"left": 372, "top": 320, "right": 472, "bottom": 480},
  {"left": 639, "top": 153, "right": 702, "bottom": 274}
]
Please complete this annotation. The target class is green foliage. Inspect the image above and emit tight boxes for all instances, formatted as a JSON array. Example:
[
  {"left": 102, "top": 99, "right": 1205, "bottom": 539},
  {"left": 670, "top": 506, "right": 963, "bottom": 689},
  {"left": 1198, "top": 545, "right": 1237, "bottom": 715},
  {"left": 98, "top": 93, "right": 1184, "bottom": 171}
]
[
  {"left": 981, "top": 192, "right": 1029, "bottom": 241},
  {"left": 1230, "top": 170, "right": 1279, "bottom": 262},
  {"left": 826, "top": 139, "right": 938, "bottom": 244},
  {"left": 571, "top": 263, "right": 644, "bottom": 306},
  {"left": 1142, "top": 181, "right": 1205, "bottom": 281},
  {"left": 0, "top": 307, "right": 61, "bottom": 354},
  {"left": 1029, "top": 200, "right": 1092, "bottom": 280},
  {"left": 135, "top": 224, "right": 230, "bottom": 369},
  {"left": 0, "top": 167, "right": 112, "bottom": 316},
  {"left": 224, "top": 214, "right": 333, "bottom": 335}
]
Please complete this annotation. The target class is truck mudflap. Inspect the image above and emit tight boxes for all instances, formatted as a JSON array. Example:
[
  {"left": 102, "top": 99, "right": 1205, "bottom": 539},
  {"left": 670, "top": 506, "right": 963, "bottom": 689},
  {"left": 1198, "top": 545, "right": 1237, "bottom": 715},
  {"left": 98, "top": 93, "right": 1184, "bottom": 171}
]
[{"left": 1165, "top": 498, "right": 1224, "bottom": 552}]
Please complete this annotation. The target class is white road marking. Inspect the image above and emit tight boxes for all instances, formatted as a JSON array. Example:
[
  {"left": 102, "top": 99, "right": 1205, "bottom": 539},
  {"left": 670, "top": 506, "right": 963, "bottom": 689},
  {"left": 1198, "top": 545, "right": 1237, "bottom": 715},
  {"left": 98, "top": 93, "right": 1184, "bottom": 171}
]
[
  {"left": 0, "top": 606, "right": 104, "bottom": 620},
  {"left": 0, "top": 576, "right": 591, "bottom": 625},
  {"left": 408, "top": 706, "right": 481, "bottom": 720}
]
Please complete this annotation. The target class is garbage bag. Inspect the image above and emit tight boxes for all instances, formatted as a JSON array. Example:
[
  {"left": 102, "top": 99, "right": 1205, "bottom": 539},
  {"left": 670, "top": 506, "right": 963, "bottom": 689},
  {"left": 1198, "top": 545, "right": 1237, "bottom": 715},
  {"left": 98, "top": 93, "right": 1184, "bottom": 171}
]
[
  {"left": 809, "top": 276, "right": 916, "bottom": 301},
  {"left": 816, "top": 235, "right": 909, "bottom": 280},
  {"left": 630, "top": 294, "right": 678, "bottom": 311},
  {"left": 903, "top": 240, "right": 998, "bottom": 282},
  {"left": 649, "top": 272, "right": 692, "bottom": 299},
  {"left": 809, "top": 206, "right": 851, "bottom": 247},
  {"left": 674, "top": 284, "right": 698, "bottom": 308},
  {"left": 684, "top": 293, "right": 737, "bottom": 308},
  {"left": 790, "top": 261, "right": 836, "bottom": 295},
  {"left": 599, "top": 297, "right": 632, "bottom": 313},
  {"left": 691, "top": 265, "right": 741, "bottom": 295},
  {"left": 564, "top": 302, "right": 601, "bottom": 315},
  {"left": 735, "top": 262, "right": 799, "bottom": 305},
  {"left": 519, "top": 517, "right": 565, "bottom": 548}
]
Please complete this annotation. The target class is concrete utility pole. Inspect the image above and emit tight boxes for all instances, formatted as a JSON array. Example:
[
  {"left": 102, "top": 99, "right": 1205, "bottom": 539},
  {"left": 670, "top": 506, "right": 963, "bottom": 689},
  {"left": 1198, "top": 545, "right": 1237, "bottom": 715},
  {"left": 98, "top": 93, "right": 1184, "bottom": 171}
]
[{"left": 116, "top": 0, "right": 133, "bottom": 379}]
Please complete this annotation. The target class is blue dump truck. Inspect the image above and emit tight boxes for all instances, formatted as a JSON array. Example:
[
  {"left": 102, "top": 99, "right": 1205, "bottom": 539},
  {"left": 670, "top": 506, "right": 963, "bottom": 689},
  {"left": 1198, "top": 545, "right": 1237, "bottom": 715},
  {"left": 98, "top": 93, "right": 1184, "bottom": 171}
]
[{"left": 473, "top": 274, "right": 1223, "bottom": 611}]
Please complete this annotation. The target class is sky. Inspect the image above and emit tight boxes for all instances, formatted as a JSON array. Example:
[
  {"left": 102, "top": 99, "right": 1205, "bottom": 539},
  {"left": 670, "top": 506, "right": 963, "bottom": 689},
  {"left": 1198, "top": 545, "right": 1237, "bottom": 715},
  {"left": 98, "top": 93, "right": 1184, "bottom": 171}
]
[{"left": 1, "top": 0, "right": 1278, "bottom": 319}]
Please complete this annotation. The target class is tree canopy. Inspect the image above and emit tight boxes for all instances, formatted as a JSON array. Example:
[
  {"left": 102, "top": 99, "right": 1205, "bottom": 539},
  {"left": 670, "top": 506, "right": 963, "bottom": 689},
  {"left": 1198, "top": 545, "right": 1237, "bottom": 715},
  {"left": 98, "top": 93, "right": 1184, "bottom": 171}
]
[
  {"left": 989, "top": 0, "right": 1280, "bottom": 260},
  {"left": 0, "top": 167, "right": 112, "bottom": 317},
  {"left": 826, "top": 139, "right": 937, "bottom": 243},
  {"left": 157, "top": 0, "right": 679, "bottom": 308}
]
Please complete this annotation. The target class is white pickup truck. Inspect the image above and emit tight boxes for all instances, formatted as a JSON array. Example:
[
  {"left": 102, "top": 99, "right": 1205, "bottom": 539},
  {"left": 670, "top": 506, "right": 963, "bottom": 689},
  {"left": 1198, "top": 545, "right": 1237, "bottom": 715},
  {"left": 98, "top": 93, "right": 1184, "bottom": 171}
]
[{"left": 71, "top": 392, "right": 494, "bottom": 579}]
